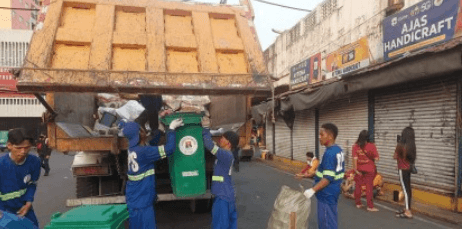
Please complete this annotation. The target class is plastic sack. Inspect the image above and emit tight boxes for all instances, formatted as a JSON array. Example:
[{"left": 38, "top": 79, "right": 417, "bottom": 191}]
[
  {"left": 267, "top": 185, "right": 312, "bottom": 229},
  {"left": 116, "top": 100, "right": 145, "bottom": 121}
]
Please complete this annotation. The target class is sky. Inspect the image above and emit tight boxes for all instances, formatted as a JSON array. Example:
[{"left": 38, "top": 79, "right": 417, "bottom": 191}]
[{"left": 194, "top": 0, "right": 322, "bottom": 50}]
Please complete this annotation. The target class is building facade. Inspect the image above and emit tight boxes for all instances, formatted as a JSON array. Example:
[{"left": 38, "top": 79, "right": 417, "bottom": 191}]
[
  {"left": 0, "top": 0, "right": 39, "bottom": 30},
  {"left": 257, "top": 0, "right": 462, "bottom": 212}
]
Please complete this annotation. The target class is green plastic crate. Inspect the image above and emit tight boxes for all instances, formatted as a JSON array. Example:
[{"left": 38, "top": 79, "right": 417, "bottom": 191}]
[
  {"left": 161, "top": 112, "right": 206, "bottom": 197},
  {"left": 44, "top": 204, "right": 129, "bottom": 229}
]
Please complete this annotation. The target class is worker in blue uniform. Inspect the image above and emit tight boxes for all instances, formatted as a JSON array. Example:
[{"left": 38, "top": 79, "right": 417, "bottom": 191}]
[
  {"left": 121, "top": 118, "right": 184, "bottom": 229},
  {"left": 0, "top": 128, "right": 41, "bottom": 228},
  {"left": 201, "top": 118, "right": 239, "bottom": 229}
]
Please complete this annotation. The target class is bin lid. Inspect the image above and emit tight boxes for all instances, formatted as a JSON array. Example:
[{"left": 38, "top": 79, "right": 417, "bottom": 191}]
[
  {"left": 46, "top": 204, "right": 128, "bottom": 227},
  {"left": 160, "top": 112, "right": 204, "bottom": 126}
]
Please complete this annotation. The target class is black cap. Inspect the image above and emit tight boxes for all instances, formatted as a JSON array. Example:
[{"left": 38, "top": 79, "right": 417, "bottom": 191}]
[
  {"left": 8, "top": 128, "right": 35, "bottom": 145},
  {"left": 222, "top": 131, "right": 239, "bottom": 149}
]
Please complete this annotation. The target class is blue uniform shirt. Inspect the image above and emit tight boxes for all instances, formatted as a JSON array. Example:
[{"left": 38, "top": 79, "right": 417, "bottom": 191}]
[
  {"left": 202, "top": 129, "right": 235, "bottom": 203},
  {"left": 125, "top": 130, "right": 176, "bottom": 209},
  {"left": 314, "top": 144, "right": 345, "bottom": 205},
  {"left": 0, "top": 154, "right": 41, "bottom": 211}
]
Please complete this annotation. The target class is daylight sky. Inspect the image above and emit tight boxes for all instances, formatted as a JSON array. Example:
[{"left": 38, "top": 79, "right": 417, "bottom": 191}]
[{"left": 194, "top": 0, "right": 322, "bottom": 50}]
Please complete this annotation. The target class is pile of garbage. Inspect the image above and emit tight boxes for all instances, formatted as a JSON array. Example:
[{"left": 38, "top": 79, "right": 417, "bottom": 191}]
[{"left": 91, "top": 93, "right": 211, "bottom": 136}]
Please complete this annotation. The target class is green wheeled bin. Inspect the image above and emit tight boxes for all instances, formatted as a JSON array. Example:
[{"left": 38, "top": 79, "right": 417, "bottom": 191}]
[
  {"left": 161, "top": 112, "right": 206, "bottom": 197},
  {"left": 44, "top": 204, "right": 129, "bottom": 229}
]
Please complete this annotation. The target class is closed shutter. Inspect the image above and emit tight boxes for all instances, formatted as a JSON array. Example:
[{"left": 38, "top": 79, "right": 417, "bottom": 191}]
[
  {"left": 266, "top": 118, "right": 273, "bottom": 153},
  {"left": 275, "top": 116, "right": 292, "bottom": 159},
  {"left": 374, "top": 79, "right": 458, "bottom": 193},
  {"left": 293, "top": 109, "right": 315, "bottom": 162},
  {"left": 318, "top": 92, "right": 368, "bottom": 170}
]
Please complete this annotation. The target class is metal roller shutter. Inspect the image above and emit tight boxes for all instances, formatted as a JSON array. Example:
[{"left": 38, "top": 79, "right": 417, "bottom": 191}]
[
  {"left": 293, "top": 109, "right": 315, "bottom": 162},
  {"left": 266, "top": 118, "right": 273, "bottom": 153},
  {"left": 318, "top": 92, "right": 368, "bottom": 170},
  {"left": 374, "top": 79, "right": 458, "bottom": 193},
  {"left": 275, "top": 116, "right": 292, "bottom": 159}
]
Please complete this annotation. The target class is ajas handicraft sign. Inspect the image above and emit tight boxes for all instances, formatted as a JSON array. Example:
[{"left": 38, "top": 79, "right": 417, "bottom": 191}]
[{"left": 383, "top": 0, "right": 460, "bottom": 61}]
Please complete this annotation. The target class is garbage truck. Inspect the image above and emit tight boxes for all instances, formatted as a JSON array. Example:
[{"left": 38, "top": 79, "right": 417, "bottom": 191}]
[{"left": 15, "top": 0, "right": 269, "bottom": 213}]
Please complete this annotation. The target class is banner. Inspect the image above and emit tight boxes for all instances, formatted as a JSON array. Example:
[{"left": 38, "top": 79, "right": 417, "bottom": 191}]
[
  {"left": 325, "top": 38, "right": 370, "bottom": 79},
  {"left": 383, "top": 0, "right": 460, "bottom": 61},
  {"left": 310, "top": 53, "right": 322, "bottom": 84},
  {"left": 290, "top": 58, "right": 310, "bottom": 89}
]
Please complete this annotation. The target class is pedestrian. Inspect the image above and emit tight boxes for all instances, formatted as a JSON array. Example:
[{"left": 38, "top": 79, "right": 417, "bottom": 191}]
[
  {"left": 202, "top": 117, "right": 239, "bottom": 229},
  {"left": 295, "top": 152, "right": 319, "bottom": 179},
  {"left": 36, "top": 134, "right": 51, "bottom": 176},
  {"left": 0, "top": 128, "right": 41, "bottom": 227},
  {"left": 393, "top": 127, "right": 416, "bottom": 219},
  {"left": 304, "top": 123, "right": 344, "bottom": 229},
  {"left": 121, "top": 118, "right": 184, "bottom": 229},
  {"left": 352, "top": 130, "right": 380, "bottom": 212}
]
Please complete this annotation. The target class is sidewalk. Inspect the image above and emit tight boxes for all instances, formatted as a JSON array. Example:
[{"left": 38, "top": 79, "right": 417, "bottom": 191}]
[{"left": 254, "top": 156, "right": 462, "bottom": 225}]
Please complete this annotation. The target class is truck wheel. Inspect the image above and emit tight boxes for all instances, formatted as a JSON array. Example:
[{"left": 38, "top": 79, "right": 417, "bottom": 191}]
[
  {"left": 76, "top": 177, "right": 99, "bottom": 198},
  {"left": 190, "top": 198, "right": 213, "bottom": 213}
]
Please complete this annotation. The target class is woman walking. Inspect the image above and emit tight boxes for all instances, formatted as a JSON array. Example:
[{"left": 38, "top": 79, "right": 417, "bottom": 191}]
[
  {"left": 394, "top": 127, "right": 416, "bottom": 219},
  {"left": 352, "top": 130, "right": 379, "bottom": 212}
]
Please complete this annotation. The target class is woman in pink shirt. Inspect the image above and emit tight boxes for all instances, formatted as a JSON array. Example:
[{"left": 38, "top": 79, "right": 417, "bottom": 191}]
[
  {"left": 393, "top": 127, "right": 416, "bottom": 219},
  {"left": 352, "top": 130, "right": 379, "bottom": 212}
]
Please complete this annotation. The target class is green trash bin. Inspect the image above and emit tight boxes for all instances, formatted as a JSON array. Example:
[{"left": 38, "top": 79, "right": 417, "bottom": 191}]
[
  {"left": 44, "top": 204, "right": 129, "bottom": 229},
  {"left": 161, "top": 112, "right": 206, "bottom": 197}
]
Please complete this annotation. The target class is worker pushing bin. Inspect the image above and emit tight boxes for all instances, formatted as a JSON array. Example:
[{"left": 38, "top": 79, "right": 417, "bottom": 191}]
[{"left": 161, "top": 113, "right": 207, "bottom": 197}]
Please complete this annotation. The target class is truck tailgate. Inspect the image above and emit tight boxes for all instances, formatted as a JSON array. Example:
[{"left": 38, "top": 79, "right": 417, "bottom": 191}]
[{"left": 17, "top": 0, "right": 269, "bottom": 96}]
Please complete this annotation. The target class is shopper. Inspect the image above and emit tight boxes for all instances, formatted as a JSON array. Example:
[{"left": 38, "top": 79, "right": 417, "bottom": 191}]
[
  {"left": 393, "top": 127, "right": 416, "bottom": 219},
  {"left": 36, "top": 135, "right": 51, "bottom": 176},
  {"left": 352, "top": 130, "right": 379, "bottom": 212}
]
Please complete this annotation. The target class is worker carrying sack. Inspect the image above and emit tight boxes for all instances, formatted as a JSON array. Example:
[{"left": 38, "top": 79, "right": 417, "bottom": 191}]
[{"left": 267, "top": 185, "right": 312, "bottom": 229}]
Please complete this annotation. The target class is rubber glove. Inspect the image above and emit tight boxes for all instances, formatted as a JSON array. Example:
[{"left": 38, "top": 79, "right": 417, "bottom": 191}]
[
  {"left": 304, "top": 188, "right": 315, "bottom": 199},
  {"left": 169, "top": 118, "right": 184, "bottom": 130}
]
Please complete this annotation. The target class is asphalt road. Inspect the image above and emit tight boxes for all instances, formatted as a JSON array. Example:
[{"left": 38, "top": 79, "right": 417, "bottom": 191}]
[{"left": 28, "top": 152, "right": 460, "bottom": 229}]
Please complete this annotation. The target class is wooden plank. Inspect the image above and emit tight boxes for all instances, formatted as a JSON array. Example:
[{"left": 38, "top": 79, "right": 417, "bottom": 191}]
[
  {"left": 23, "top": 0, "right": 64, "bottom": 69},
  {"left": 192, "top": 12, "right": 218, "bottom": 73},
  {"left": 146, "top": 7, "right": 165, "bottom": 72},
  {"left": 89, "top": 4, "right": 115, "bottom": 70},
  {"left": 289, "top": 212, "right": 296, "bottom": 229},
  {"left": 55, "top": 28, "right": 93, "bottom": 44},
  {"left": 235, "top": 13, "right": 266, "bottom": 74},
  {"left": 55, "top": 137, "right": 128, "bottom": 152},
  {"left": 112, "top": 32, "right": 147, "bottom": 46}
]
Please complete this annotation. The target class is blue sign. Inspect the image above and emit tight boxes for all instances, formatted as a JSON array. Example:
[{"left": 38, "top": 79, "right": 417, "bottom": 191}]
[
  {"left": 290, "top": 58, "right": 310, "bottom": 89},
  {"left": 383, "top": 0, "right": 460, "bottom": 61}
]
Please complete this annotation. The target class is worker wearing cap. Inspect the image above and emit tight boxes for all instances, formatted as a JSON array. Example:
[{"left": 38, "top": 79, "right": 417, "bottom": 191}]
[
  {"left": 0, "top": 128, "right": 41, "bottom": 228},
  {"left": 121, "top": 118, "right": 184, "bottom": 229},
  {"left": 202, "top": 118, "right": 239, "bottom": 229}
]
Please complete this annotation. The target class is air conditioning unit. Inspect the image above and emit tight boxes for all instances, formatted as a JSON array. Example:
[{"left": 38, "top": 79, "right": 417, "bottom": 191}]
[{"left": 386, "top": 0, "right": 404, "bottom": 16}]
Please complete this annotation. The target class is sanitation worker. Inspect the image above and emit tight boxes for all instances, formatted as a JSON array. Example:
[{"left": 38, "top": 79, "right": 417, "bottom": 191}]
[
  {"left": 304, "top": 123, "right": 344, "bottom": 229},
  {"left": 202, "top": 117, "right": 239, "bottom": 229},
  {"left": 0, "top": 128, "right": 41, "bottom": 227},
  {"left": 121, "top": 118, "right": 184, "bottom": 229}
]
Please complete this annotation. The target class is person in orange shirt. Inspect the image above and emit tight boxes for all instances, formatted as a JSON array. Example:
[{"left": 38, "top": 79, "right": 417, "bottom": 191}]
[{"left": 295, "top": 152, "right": 319, "bottom": 178}]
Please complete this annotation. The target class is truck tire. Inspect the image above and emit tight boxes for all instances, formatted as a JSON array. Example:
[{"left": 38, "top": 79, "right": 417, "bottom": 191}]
[
  {"left": 190, "top": 198, "right": 213, "bottom": 213},
  {"left": 76, "top": 177, "right": 99, "bottom": 198}
]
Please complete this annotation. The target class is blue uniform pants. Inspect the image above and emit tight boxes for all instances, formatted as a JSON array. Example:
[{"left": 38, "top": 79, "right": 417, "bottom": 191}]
[
  {"left": 0, "top": 205, "right": 38, "bottom": 228},
  {"left": 211, "top": 197, "right": 237, "bottom": 229},
  {"left": 317, "top": 200, "right": 338, "bottom": 229},
  {"left": 128, "top": 205, "right": 156, "bottom": 229}
]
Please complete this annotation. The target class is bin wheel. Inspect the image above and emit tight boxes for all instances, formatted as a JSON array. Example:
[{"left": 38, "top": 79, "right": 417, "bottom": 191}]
[{"left": 190, "top": 198, "right": 213, "bottom": 213}]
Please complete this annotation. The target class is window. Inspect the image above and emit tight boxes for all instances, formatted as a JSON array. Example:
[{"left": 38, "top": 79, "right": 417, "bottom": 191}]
[
  {"left": 12, "top": 11, "right": 16, "bottom": 17},
  {"left": 25, "top": 3, "right": 29, "bottom": 8},
  {"left": 19, "top": 16, "right": 23, "bottom": 22}
]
